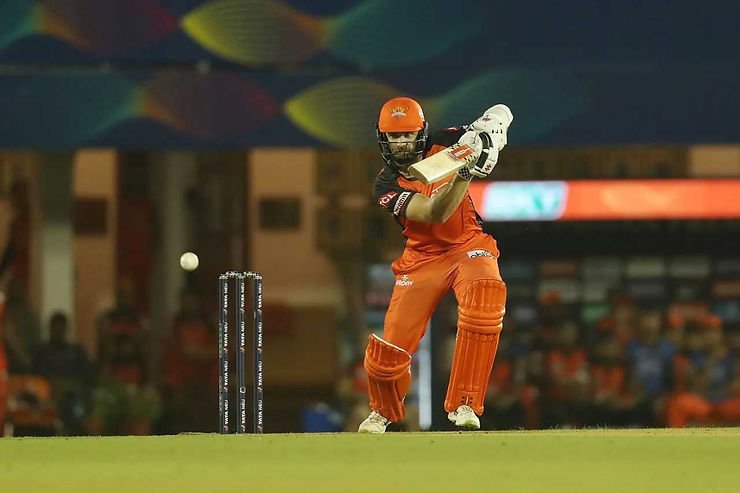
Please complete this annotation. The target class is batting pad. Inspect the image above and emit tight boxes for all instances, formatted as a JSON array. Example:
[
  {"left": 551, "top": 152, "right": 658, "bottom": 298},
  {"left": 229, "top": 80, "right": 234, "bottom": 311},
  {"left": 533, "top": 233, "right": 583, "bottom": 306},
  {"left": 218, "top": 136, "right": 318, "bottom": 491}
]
[
  {"left": 364, "top": 334, "right": 412, "bottom": 423},
  {"left": 445, "top": 279, "right": 506, "bottom": 415}
]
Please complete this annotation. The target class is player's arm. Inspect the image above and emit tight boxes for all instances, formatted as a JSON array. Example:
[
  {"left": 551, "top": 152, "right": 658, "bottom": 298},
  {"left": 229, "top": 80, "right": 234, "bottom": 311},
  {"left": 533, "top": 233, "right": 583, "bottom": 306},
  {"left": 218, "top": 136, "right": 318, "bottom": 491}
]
[
  {"left": 374, "top": 166, "right": 466, "bottom": 224},
  {"left": 404, "top": 175, "right": 470, "bottom": 224},
  {"left": 400, "top": 126, "right": 479, "bottom": 223},
  {"left": 403, "top": 124, "right": 499, "bottom": 223}
]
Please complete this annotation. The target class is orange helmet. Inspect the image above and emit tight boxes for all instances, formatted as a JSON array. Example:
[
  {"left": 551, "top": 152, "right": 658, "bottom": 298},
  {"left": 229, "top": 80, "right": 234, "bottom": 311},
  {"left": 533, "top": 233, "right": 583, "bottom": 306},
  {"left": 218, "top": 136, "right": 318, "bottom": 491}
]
[
  {"left": 378, "top": 97, "right": 426, "bottom": 132},
  {"left": 376, "top": 97, "right": 429, "bottom": 169}
]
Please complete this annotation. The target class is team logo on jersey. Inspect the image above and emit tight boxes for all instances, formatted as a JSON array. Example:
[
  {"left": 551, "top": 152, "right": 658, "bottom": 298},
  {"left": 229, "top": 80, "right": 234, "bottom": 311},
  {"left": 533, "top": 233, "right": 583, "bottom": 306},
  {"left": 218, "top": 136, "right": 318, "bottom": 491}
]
[
  {"left": 395, "top": 275, "right": 414, "bottom": 287},
  {"left": 393, "top": 191, "right": 412, "bottom": 216},
  {"left": 390, "top": 106, "right": 407, "bottom": 119},
  {"left": 467, "top": 249, "right": 493, "bottom": 258},
  {"left": 378, "top": 191, "right": 398, "bottom": 208}
]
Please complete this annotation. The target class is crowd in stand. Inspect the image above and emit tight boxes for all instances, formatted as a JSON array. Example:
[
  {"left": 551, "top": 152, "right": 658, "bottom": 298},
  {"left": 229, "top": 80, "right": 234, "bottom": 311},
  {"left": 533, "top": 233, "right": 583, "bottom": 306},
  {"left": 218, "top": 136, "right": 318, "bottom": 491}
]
[
  {"left": 1, "top": 281, "right": 218, "bottom": 437},
  {"left": 479, "top": 292, "right": 740, "bottom": 429},
  {"left": 4, "top": 279, "right": 739, "bottom": 435},
  {"left": 339, "top": 291, "right": 740, "bottom": 432}
]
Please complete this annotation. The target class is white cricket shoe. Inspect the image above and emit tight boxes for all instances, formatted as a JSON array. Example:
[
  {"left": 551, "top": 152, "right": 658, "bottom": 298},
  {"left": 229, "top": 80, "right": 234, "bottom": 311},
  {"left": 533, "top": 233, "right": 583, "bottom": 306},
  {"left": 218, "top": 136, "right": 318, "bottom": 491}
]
[
  {"left": 358, "top": 410, "right": 390, "bottom": 434},
  {"left": 447, "top": 405, "right": 480, "bottom": 430}
]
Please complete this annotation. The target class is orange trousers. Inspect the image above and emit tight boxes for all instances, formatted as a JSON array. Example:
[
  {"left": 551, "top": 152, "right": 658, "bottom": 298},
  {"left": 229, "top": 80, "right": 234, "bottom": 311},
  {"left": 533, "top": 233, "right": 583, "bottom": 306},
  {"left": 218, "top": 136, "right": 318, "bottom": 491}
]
[{"left": 382, "top": 234, "right": 502, "bottom": 354}]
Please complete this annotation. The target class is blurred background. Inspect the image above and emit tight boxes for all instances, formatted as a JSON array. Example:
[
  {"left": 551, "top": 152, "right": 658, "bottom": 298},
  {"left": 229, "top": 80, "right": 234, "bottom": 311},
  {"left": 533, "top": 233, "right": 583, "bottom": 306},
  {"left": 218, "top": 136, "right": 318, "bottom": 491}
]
[{"left": 0, "top": 0, "right": 739, "bottom": 436}]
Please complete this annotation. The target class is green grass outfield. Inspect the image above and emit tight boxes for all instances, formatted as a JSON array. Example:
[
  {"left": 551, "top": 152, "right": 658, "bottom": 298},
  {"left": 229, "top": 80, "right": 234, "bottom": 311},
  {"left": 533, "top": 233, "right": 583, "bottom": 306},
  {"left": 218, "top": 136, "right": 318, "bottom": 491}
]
[{"left": 1, "top": 428, "right": 738, "bottom": 492}]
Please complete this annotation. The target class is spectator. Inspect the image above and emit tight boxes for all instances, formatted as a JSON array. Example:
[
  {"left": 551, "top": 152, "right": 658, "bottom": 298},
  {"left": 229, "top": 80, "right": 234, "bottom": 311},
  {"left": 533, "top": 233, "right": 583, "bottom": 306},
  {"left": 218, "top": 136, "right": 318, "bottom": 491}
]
[
  {"left": 726, "top": 324, "right": 740, "bottom": 359},
  {"left": 89, "top": 280, "right": 160, "bottom": 435},
  {"left": 87, "top": 334, "right": 161, "bottom": 436},
  {"left": 484, "top": 324, "right": 535, "bottom": 430},
  {"left": 4, "top": 281, "right": 41, "bottom": 373},
  {"left": 701, "top": 323, "right": 735, "bottom": 403},
  {"left": 712, "top": 359, "right": 740, "bottom": 425},
  {"left": 598, "top": 291, "right": 638, "bottom": 346},
  {"left": 0, "top": 293, "right": 7, "bottom": 432},
  {"left": 33, "top": 312, "right": 95, "bottom": 434},
  {"left": 542, "top": 322, "right": 590, "bottom": 427},
  {"left": 666, "top": 320, "right": 736, "bottom": 428},
  {"left": 97, "top": 277, "right": 148, "bottom": 376},
  {"left": 588, "top": 334, "right": 643, "bottom": 426},
  {"left": 626, "top": 311, "right": 675, "bottom": 415},
  {"left": 159, "top": 289, "right": 217, "bottom": 433}
]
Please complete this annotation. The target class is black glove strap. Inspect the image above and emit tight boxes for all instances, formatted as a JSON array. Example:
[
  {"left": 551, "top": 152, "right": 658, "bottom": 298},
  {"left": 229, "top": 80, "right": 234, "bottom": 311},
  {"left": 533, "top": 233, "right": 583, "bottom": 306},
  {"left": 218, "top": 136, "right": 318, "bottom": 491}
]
[{"left": 473, "top": 132, "right": 492, "bottom": 169}]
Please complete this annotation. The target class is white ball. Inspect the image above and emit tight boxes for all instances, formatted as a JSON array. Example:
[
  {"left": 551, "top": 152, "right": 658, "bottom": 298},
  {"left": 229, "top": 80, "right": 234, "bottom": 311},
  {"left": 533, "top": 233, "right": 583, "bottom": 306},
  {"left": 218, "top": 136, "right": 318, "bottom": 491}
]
[{"left": 179, "top": 252, "right": 199, "bottom": 271}]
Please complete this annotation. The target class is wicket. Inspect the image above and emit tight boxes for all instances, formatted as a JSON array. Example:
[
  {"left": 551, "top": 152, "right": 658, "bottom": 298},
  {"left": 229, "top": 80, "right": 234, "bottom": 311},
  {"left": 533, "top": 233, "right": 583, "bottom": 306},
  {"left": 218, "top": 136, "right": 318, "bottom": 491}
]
[{"left": 218, "top": 271, "right": 264, "bottom": 434}]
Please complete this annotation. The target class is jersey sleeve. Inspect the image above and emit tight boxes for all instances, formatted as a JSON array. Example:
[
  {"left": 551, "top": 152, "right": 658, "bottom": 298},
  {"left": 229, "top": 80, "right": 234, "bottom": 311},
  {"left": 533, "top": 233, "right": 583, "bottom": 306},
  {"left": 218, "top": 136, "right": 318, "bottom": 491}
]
[{"left": 373, "top": 168, "right": 416, "bottom": 218}]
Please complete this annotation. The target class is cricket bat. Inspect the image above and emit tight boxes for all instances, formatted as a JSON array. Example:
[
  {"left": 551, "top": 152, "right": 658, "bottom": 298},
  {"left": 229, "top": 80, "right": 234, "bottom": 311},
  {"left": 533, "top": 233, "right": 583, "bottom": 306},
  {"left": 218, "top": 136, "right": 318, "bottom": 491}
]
[
  {"left": 408, "top": 142, "right": 480, "bottom": 184},
  {"left": 409, "top": 104, "right": 513, "bottom": 184}
]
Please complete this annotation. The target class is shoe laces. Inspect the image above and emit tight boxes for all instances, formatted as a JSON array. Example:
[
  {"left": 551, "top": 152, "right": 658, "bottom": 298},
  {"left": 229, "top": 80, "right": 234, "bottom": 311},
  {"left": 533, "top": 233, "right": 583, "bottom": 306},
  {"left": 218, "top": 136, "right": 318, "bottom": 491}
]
[
  {"left": 368, "top": 411, "right": 389, "bottom": 425},
  {"left": 457, "top": 405, "right": 475, "bottom": 416}
]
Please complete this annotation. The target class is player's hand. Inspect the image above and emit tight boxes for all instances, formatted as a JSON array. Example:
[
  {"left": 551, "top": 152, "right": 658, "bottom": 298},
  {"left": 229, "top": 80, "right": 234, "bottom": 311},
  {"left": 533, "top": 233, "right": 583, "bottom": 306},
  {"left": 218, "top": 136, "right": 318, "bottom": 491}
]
[
  {"left": 469, "top": 104, "right": 513, "bottom": 151},
  {"left": 456, "top": 131, "right": 498, "bottom": 180}
]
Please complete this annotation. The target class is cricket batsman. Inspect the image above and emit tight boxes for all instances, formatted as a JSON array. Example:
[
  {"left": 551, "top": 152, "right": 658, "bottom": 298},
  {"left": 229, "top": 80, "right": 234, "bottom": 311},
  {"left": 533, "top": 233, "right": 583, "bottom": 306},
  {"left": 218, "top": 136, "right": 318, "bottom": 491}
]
[{"left": 359, "top": 97, "right": 512, "bottom": 433}]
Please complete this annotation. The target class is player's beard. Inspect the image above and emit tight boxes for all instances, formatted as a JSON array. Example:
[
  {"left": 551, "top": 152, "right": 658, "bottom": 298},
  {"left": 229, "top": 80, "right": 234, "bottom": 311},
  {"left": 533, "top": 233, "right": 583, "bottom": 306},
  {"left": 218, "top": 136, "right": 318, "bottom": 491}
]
[
  {"left": 392, "top": 151, "right": 420, "bottom": 170},
  {"left": 393, "top": 154, "right": 421, "bottom": 179}
]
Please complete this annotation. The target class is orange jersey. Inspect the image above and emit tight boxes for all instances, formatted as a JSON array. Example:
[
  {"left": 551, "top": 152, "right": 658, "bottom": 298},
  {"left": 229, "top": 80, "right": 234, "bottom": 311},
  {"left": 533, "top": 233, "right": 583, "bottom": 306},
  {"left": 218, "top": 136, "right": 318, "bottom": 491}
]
[{"left": 374, "top": 128, "right": 492, "bottom": 256}]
